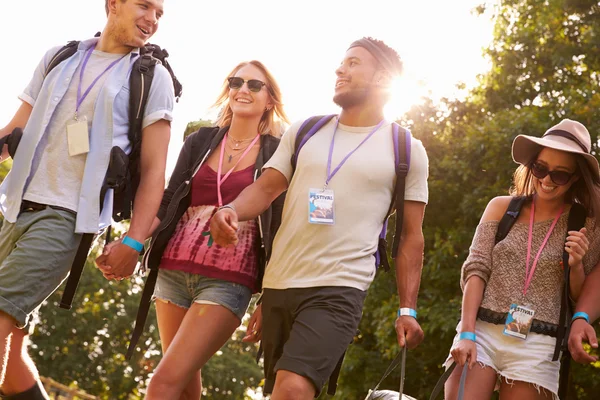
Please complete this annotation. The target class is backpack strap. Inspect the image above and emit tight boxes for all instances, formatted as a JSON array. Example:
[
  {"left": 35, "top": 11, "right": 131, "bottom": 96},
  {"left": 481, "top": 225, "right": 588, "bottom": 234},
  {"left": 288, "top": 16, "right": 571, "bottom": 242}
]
[
  {"left": 291, "top": 114, "right": 336, "bottom": 172},
  {"left": 126, "top": 266, "right": 159, "bottom": 360},
  {"left": 58, "top": 233, "right": 95, "bottom": 309},
  {"left": 44, "top": 41, "right": 80, "bottom": 77},
  {"left": 390, "top": 123, "right": 411, "bottom": 260},
  {"left": 555, "top": 203, "right": 586, "bottom": 398},
  {"left": 494, "top": 196, "right": 527, "bottom": 244}
]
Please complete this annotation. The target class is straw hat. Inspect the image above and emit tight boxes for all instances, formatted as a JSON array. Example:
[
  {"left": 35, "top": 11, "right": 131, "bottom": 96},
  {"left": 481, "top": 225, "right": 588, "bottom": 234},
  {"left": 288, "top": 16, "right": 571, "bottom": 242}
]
[{"left": 512, "top": 119, "right": 600, "bottom": 181}]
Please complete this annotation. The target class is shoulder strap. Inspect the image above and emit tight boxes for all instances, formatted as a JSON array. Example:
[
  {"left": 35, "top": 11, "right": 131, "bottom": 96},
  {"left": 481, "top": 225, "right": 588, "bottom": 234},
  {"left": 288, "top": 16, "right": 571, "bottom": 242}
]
[
  {"left": 495, "top": 196, "right": 527, "bottom": 244},
  {"left": 291, "top": 114, "right": 336, "bottom": 172},
  {"left": 390, "top": 123, "right": 410, "bottom": 260},
  {"left": 554, "top": 202, "right": 587, "bottom": 361},
  {"left": 44, "top": 40, "right": 80, "bottom": 78},
  {"left": 126, "top": 267, "right": 159, "bottom": 360}
]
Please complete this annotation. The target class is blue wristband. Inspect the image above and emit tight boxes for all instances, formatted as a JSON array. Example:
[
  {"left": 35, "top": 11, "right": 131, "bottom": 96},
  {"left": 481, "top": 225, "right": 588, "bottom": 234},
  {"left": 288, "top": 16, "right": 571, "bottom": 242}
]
[
  {"left": 122, "top": 236, "right": 144, "bottom": 253},
  {"left": 572, "top": 312, "right": 590, "bottom": 324},
  {"left": 459, "top": 332, "right": 477, "bottom": 342},
  {"left": 397, "top": 308, "right": 417, "bottom": 319}
]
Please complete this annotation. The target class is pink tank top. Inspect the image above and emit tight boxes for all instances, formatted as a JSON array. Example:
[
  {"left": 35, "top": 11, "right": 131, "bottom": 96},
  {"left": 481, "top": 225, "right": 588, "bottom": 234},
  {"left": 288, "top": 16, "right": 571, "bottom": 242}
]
[{"left": 160, "top": 162, "right": 259, "bottom": 291}]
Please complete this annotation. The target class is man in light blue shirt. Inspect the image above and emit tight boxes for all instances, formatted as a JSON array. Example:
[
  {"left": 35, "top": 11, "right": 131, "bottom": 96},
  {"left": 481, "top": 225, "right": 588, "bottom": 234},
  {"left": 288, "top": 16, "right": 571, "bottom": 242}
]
[{"left": 0, "top": 1, "right": 173, "bottom": 398}]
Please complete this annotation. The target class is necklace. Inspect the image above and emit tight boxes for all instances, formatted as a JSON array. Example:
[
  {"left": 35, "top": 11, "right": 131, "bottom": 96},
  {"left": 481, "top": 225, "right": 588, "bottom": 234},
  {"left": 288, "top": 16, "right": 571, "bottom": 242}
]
[
  {"left": 228, "top": 134, "right": 256, "bottom": 149},
  {"left": 223, "top": 140, "right": 256, "bottom": 163}
]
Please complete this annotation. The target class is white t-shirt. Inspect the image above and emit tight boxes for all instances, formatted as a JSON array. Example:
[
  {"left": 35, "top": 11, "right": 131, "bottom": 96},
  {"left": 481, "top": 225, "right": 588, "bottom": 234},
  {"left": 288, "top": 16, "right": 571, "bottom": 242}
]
[
  {"left": 262, "top": 117, "right": 429, "bottom": 291},
  {"left": 24, "top": 50, "right": 125, "bottom": 211}
]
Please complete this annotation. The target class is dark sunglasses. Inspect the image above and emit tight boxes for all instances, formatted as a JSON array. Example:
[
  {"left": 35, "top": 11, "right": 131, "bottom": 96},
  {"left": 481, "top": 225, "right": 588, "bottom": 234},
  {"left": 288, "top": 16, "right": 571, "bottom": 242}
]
[
  {"left": 227, "top": 77, "right": 266, "bottom": 93},
  {"left": 530, "top": 162, "right": 576, "bottom": 185}
]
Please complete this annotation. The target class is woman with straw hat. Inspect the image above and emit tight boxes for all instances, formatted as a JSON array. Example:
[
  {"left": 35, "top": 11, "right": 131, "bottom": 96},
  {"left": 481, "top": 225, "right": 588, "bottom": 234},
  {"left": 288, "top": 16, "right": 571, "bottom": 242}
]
[{"left": 443, "top": 119, "right": 600, "bottom": 399}]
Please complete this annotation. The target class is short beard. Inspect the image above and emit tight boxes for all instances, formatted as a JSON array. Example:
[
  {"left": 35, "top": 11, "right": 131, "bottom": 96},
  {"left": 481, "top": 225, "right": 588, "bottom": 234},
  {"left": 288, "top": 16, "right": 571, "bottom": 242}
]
[{"left": 333, "top": 88, "right": 369, "bottom": 109}]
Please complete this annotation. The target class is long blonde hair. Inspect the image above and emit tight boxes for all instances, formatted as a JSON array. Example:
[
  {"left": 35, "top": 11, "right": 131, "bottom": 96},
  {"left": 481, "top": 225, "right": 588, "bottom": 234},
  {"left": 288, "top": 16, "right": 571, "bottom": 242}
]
[{"left": 212, "top": 60, "right": 289, "bottom": 136}]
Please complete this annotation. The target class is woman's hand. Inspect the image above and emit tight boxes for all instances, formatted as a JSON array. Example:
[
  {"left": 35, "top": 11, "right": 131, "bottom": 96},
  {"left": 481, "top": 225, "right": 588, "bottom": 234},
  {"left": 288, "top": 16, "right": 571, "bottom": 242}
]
[
  {"left": 451, "top": 338, "right": 478, "bottom": 369},
  {"left": 565, "top": 227, "right": 589, "bottom": 268}
]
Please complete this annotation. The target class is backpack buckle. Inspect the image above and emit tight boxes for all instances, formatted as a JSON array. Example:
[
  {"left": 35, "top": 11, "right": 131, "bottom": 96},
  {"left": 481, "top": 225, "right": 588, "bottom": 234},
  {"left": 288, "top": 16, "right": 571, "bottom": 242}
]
[{"left": 396, "top": 163, "right": 409, "bottom": 176}]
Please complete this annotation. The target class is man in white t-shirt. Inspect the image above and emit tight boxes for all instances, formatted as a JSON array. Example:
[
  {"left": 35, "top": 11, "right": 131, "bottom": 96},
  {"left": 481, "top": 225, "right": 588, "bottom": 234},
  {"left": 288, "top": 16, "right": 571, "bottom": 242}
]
[
  {"left": 210, "top": 37, "right": 428, "bottom": 398},
  {"left": 0, "top": 1, "right": 173, "bottom": 398}
]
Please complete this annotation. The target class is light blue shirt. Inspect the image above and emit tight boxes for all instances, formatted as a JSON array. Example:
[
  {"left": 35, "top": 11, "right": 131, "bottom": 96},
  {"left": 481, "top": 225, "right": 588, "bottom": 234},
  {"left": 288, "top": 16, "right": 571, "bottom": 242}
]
[{"left": 0, "top": 38, "right": 174, "bottom": 233}]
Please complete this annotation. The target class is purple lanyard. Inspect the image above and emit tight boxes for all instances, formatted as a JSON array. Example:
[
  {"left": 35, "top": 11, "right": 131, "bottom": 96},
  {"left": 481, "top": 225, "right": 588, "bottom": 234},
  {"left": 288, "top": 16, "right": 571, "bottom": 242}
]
[
  {"left": 325, "top": 119, "right": 385, "bottom": 188},
  {"left": 75, "top": 45, "right": 125, "bottom": 119}
]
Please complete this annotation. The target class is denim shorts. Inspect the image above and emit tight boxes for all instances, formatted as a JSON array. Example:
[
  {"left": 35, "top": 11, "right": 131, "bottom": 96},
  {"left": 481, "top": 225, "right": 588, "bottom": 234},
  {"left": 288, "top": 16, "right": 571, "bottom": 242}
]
[
  {"left": 444, "top": 320, "right": 560, "bottom": 398},
  {"left": 153, "top": 268, "right": 252, "bottom": 320}
]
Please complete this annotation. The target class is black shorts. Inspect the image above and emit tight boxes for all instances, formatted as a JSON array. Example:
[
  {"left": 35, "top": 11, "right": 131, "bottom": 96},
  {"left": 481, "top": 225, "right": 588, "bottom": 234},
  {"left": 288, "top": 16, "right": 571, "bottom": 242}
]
[{"left": 262, "top": 286, "right": 367, "bottom": 396}]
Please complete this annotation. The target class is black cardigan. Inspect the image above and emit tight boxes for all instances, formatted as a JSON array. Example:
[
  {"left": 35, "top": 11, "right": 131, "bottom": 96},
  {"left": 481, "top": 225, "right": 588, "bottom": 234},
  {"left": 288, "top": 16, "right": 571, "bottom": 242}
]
[{"left": 144, "top": 126, "right": 284, "bottom": 291}]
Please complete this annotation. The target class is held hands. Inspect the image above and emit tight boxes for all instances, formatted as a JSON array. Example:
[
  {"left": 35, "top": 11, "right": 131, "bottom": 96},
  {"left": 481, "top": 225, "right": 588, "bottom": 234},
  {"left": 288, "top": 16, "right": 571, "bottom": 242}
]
[
  {"left": 209, "top": 208, "right": 239, "bottom": 247},
  {"left": 242, "top": 303, "right": 262, "bottom": 343},
  {"left": 568, "top": 319, "right": 599, "bottom": 364},
  {"left": 565, "top": 227, "right": 589, "bottom": 269},
  {"left": 395, "top": 316, "right": 424, "bottom": 350},
  {"left": 95, "top": 237, "right": 139, "bottom": 280},
  {"left": 451, "top": 338, "right": 478, "bottom": 369}
]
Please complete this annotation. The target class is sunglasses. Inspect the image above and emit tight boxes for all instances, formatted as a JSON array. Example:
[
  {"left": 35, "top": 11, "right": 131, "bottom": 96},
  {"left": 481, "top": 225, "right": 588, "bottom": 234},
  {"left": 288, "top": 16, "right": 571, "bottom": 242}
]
[
  {"left": 227, "top": 77, "right": 266, "bottom": 93},
  {"left": 530, "top": 162, "right": 576, "bottom": 185}
]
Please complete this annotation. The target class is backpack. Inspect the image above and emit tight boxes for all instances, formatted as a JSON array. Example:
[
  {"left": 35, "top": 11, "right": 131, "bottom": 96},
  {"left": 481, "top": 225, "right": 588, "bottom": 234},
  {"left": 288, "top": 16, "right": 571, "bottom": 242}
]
[
  {"left": 39, "top": 36, "right": 183, "bottom": 311},
  {"left": 494, "top": 196, "right": 586, "bottom": 399},
  {"left": 292, "top": 115, "right": 412, "bottom": 272}
]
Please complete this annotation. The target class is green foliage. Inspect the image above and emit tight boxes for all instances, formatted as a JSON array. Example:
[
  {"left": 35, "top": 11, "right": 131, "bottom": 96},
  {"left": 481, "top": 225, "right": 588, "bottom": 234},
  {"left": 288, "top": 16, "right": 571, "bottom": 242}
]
[{"left": 184, "top": 119, "right": 214, "bottom": 140}]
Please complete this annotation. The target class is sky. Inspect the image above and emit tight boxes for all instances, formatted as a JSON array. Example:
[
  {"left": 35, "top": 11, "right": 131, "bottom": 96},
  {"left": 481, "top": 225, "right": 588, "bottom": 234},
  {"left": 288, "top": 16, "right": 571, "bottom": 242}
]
[{"left": 0, "top": 0, "right": 496, "bottom": 173}]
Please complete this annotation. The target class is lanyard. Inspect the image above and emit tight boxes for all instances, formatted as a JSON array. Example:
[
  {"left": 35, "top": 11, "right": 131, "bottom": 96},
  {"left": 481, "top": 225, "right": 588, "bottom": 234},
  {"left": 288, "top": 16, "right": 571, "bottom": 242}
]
[
  {"left": 216, "top": 133, "right": 260, "bottom": 206},
  {"left": 523, "top": 198, "right": 565, "bottom": 296},
  {"left": 76, "top": 45, "right": 125, "bottom": 119},
  {"left": 324, "top": 119, "right": 385, "bottom": 188}
]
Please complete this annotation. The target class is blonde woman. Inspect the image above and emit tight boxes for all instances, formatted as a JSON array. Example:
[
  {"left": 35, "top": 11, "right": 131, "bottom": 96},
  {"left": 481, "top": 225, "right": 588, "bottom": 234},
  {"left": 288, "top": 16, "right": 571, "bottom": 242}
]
[{"left": 143, "top": 61, "right": 288, "bottom": 399}]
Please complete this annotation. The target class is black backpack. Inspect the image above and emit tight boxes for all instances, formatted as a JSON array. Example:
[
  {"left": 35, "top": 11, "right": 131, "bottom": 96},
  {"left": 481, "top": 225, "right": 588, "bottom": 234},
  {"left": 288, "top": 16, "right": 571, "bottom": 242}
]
[
  {"left": 38, "top": 36, "right": 182, "bottom": 311},
  {"left": 495, "top": 196, "right": 586, "bottom": 399}
]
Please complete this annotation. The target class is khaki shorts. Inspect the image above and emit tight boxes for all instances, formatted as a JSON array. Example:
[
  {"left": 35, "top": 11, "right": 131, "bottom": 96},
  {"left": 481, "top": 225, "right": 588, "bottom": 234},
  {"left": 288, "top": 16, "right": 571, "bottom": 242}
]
[{"left": 0, "top": 207, "right": 81, "bottom": 329}]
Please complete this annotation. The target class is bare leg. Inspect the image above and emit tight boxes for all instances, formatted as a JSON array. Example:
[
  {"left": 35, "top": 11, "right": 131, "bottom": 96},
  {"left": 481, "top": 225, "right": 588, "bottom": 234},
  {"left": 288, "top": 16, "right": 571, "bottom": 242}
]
[
  {"left": 1, "top": 327, "right": 44, "bottom": 395},
  {"left": 0, "top": 311, "right": 15, "bottom": 387},
  {"left": 146, "top": 303, "right": 240, "bottom": 400},
  {"left": 499, "top": 379, "right": 554, "bottom": 400},
  {"left": 154, "top": 300, "right": 201, "bottom": 400},
  {"left": 270, "top": 370, "right": 316, "bottom": 400},
  {"left": 444, "top": 361, "right": 497, "bottom": 400}
]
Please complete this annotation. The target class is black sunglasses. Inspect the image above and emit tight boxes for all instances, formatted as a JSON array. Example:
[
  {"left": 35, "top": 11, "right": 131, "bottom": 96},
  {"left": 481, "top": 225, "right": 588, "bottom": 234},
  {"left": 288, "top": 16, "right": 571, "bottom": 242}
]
[
  {"left": 227, "top": 77, "right": 266, "bottom": 93},
  {"left": 530, "top": 162, "right": 576, "bottom": 186}
]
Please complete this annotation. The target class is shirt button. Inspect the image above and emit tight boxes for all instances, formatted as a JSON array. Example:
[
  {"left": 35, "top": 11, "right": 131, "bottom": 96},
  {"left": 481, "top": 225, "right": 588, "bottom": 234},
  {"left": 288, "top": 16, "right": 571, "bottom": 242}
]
[
  {"left": 53, "top": 97, "right": 59, "bottom": 102},
  {"left": 65, "top": 78, "right": 70, "bottom": 83}
]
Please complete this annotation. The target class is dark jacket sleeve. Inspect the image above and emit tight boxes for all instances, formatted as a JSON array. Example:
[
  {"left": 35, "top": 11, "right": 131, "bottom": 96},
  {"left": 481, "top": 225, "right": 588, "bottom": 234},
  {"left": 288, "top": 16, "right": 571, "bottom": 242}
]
[
  {"left": 266, "top": 135, "right": 286, "bottom": 254},
  {"left": 156, "top": 132, "right": 195, "bottom": 221}
]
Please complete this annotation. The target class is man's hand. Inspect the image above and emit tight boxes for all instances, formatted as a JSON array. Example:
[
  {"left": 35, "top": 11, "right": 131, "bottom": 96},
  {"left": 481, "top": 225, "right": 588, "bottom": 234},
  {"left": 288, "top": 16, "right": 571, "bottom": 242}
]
[
  {"left": 242, "top": 303, "right": 263, "bottom": 343},
  {"left": 395, "top": 316, "right": 424, "bottom": 350},
  {"left": 95, "top": 240, "right": 139, "bottom": 280},
  {"left": 209, "top": 208, "right": 239, "bottom": 247},
  {"left": 568, "top": 319, "right": 599, "bottom": 364}
]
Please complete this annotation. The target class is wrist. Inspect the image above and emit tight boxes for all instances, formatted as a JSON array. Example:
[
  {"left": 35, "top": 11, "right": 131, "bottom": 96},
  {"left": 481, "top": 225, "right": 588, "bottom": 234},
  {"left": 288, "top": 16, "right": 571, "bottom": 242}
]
[
  {"left": 459, "top": 331, "right": 477, "bottom": 342},
  {"left": 122, "top": 235, "right": 144, "bottom": 253},
  {"left": 572, "top": 311, "right": 590, "bottom": 324},
  {"left": 218, "top": 203, "right": 236, "bottom": 213},
  {"left": 397, "top": 308, "right": 417, "bottom": 319}
]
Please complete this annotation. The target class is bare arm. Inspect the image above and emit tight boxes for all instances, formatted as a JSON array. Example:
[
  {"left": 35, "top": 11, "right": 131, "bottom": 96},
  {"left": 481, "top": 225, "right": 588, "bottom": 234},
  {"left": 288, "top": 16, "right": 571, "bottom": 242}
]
[
  {"left": 210, "top": 168, "right": 288, "bottom": 247},
  {"left": 127, "top": 119, "right": 171, "bottom": 242},
  {"left": 568, "top": 262, "right": 600, "bottom": 363},
  {"left": 232, "top": 168, "right": 289, "bottom": 221},
  {"left": 574, "top": 262, "right": 600, "bottom": 322},
  {"left": 395, "top": 200, "right": 426, "bottom": 309},
  {"left": 0, "top": 102, "right": 33, "bottom": 161},
  {"left": 394, "top": 200, "right": 426, "bottom": 349},
  {"left": 97, "top": 119, "right": 170, "bottom": 278}
]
